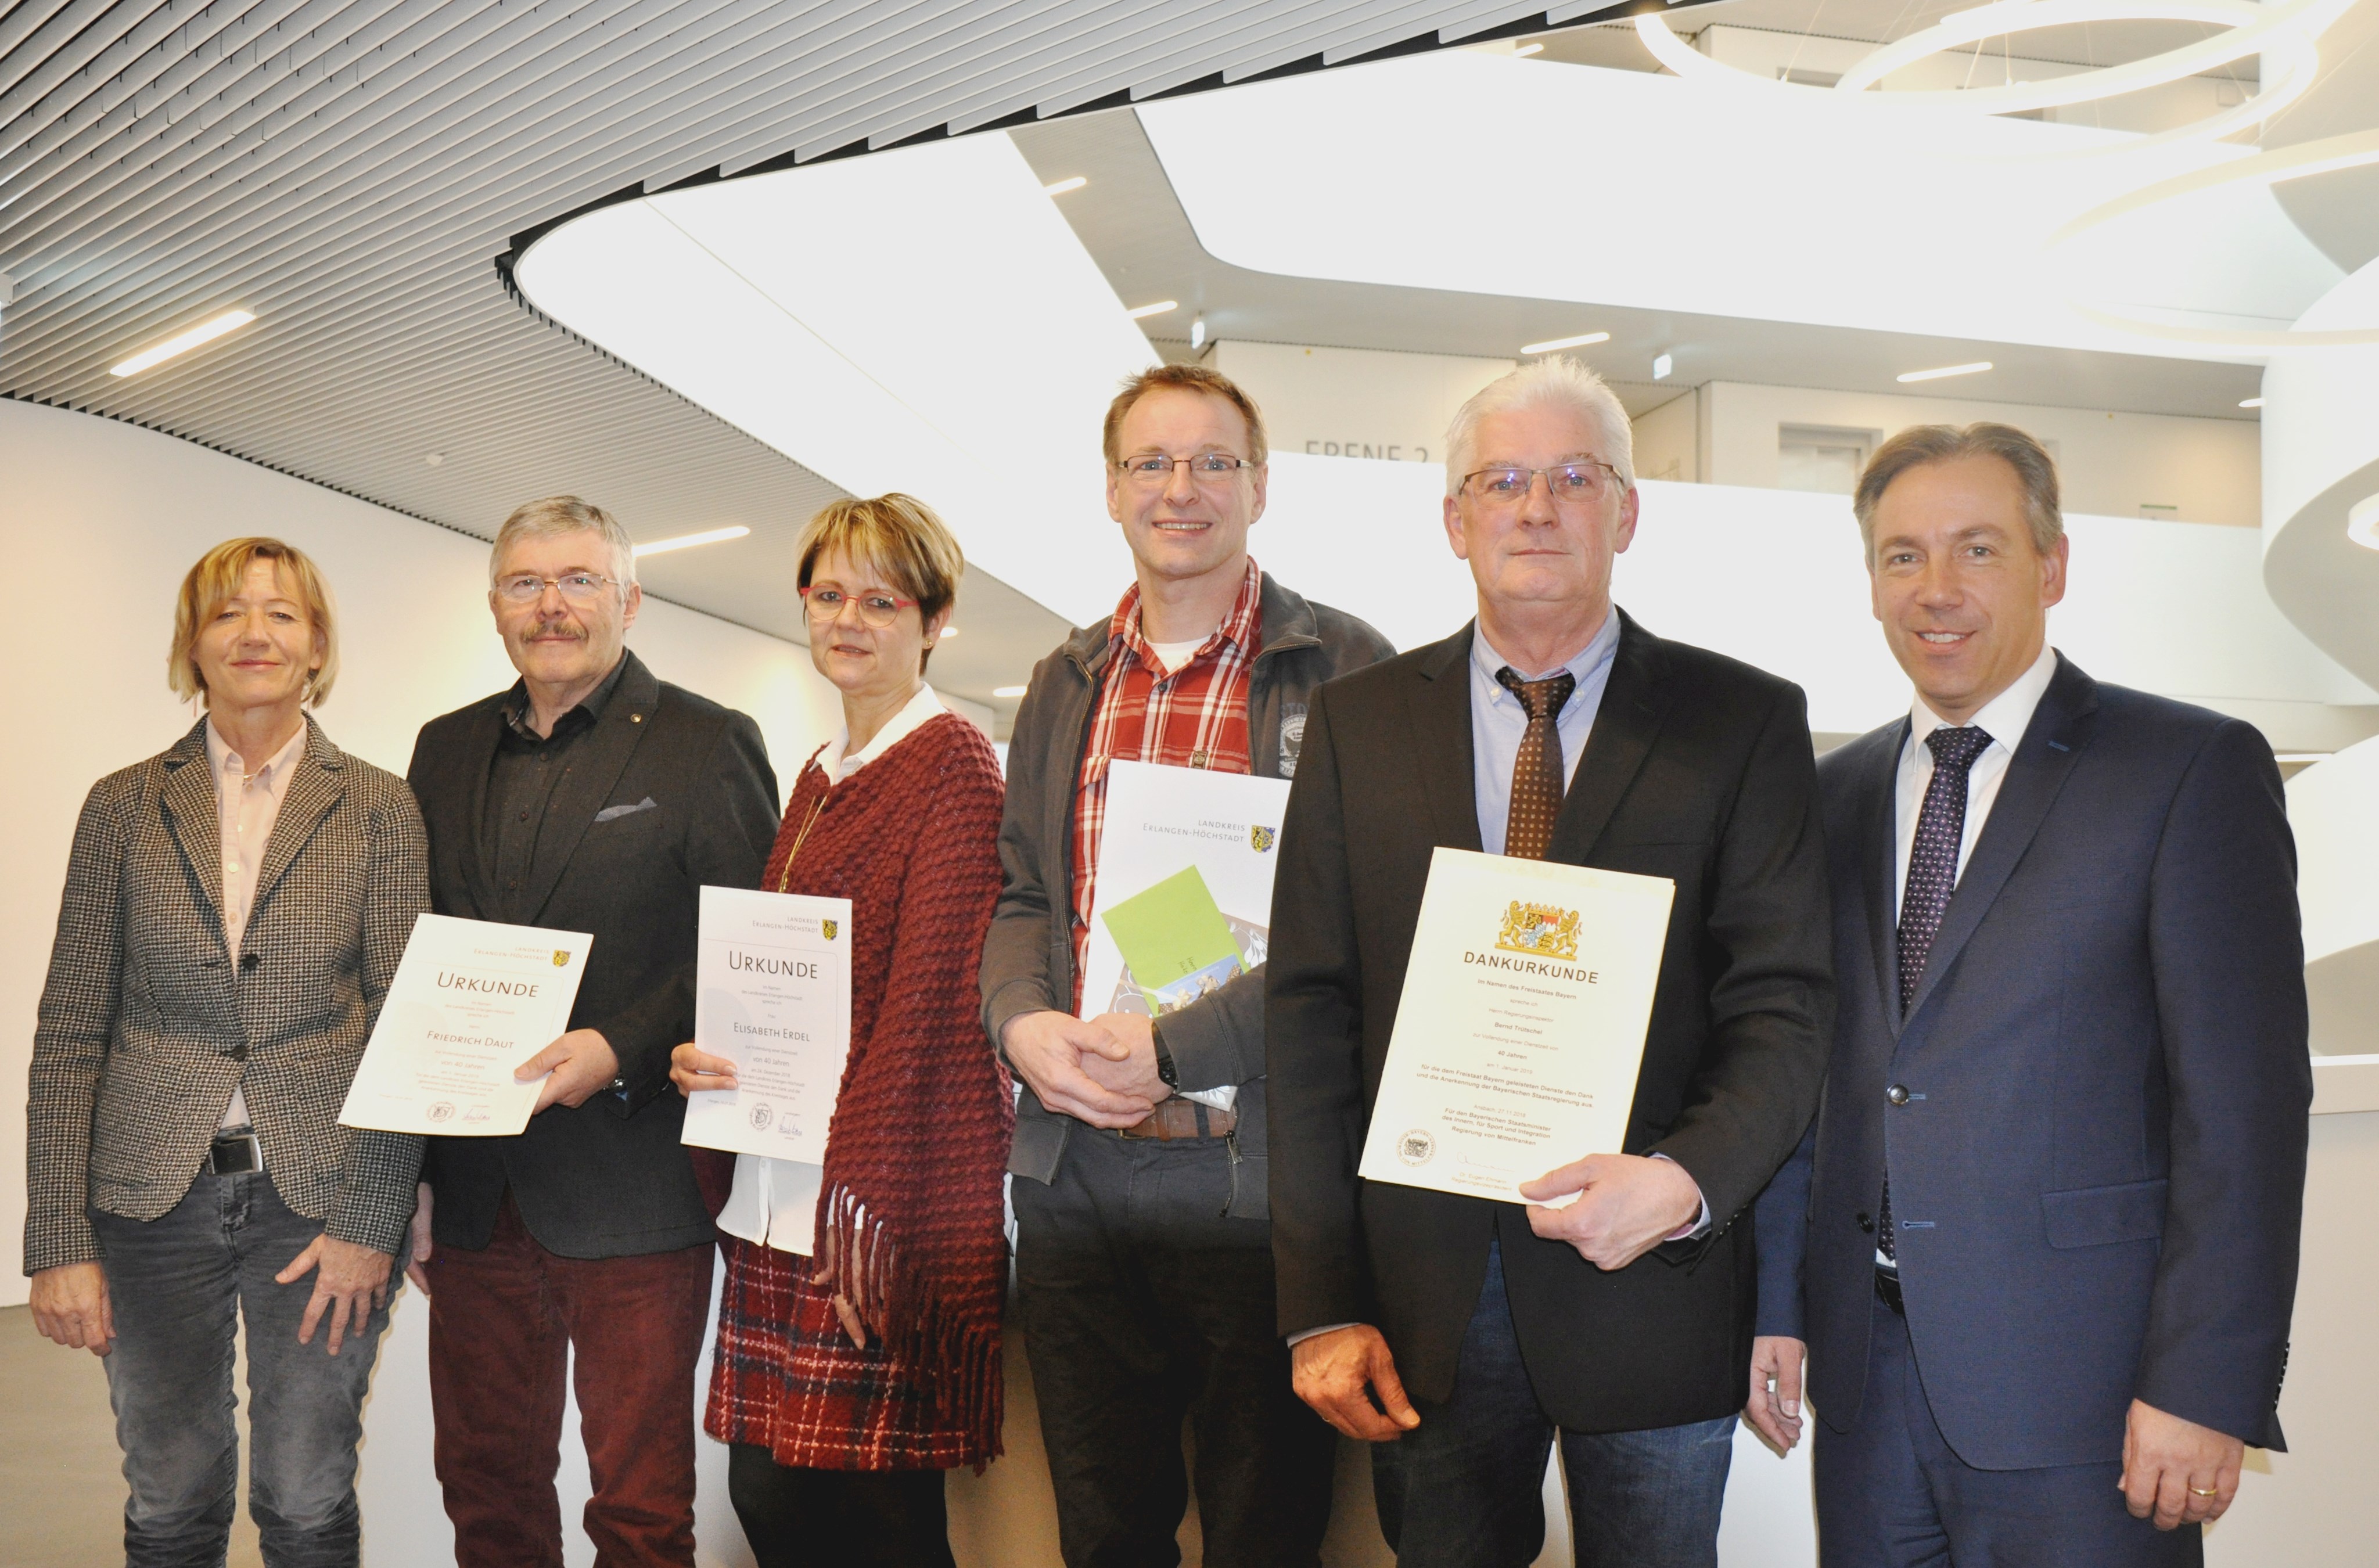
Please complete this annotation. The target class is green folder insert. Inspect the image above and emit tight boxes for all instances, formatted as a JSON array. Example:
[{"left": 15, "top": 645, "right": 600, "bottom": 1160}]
[{"left": 1101, "top": 866, "right": 1245, "bottom": 1015}]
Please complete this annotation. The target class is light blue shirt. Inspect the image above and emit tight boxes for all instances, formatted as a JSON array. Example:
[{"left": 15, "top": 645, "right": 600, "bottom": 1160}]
[{"left": 1468, "top": 609, "right": 1622, "bottom": 857}]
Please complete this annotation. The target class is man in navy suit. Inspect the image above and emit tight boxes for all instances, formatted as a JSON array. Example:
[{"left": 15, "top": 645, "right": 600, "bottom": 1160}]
[{"left": 1746, "top": 423, "right": 2310, "bottom": 1566}]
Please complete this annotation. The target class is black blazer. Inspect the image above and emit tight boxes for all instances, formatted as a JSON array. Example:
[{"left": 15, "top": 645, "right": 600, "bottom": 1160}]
[
  {"left": 407, "top": 650, "right": 780, "bottom": 1258},
  {"left": 1268, "top": 613, "right": 1832, "bottom": 1433},
  {"left": 1754, "top": 655, "right": 2310, "bottom": 1467}
]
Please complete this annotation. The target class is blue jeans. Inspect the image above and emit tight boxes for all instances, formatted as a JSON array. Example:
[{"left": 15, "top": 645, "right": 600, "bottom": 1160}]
[
  {"left": 91, "top": 1166, "right": 398, "bottom": 1568},
  {"left": 1371, "top": 1240, "right": 1734, "bottom": 1568}
]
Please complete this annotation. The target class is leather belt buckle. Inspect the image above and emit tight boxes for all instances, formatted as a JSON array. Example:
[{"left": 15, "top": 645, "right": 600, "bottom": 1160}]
[
  {"left": 210, "top": 1131, "right": 264, "bottom": 1176},
  {"left": 1874, "top": 1264, "right": 1905, "bottom": 1316}
]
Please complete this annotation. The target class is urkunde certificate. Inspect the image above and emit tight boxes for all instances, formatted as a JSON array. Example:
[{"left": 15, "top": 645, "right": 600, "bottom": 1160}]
[
  {"left": 337, "top": 913, "right": 593, "bottom": 1137},
  {"left": 1359, "top": 848, "right": 1674, "bottom": 1204},
  {"left": 679, "top": 885, "right": 853, "bottom": 1162}
]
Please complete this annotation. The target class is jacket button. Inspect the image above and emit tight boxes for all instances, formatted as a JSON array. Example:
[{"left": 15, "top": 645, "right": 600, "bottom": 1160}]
[
  {"left": 231, "top": 1044, "right": 248, "bottom": 1061},
  {"left": 1857, "top": 1212, "right": 1875, "bottom": 1233},
  {"left": 239, "top": 953, "right": 261, "bottom": 973},
  {"left": 1887, "top": 1084, "right": 1911, "bottom": 1106}
]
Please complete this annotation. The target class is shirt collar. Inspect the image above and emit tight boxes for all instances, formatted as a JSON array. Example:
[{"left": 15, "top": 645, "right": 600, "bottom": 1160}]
[
  {"left": 824, "top": 683, "right": 947, "bottom": 780},
  {"left": 502, "top": 652, "right": 628, "bottom": 741},
  {"left": 1107, "top": 557, "right": 1264, "bottom": 673},
  {"left": 1472, "top": 606, "right": 1621, "bottom": 695},
  {"left": 1907, "top": 642, "right": 2060, "bottom": 755},
  {"left": 205, "top": 716, "right": 308, "bottom": 785}
]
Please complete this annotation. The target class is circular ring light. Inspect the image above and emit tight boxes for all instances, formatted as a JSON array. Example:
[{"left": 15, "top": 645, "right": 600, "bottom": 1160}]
[
  {"left": 2049, "top": 127, "right": 2379, "bottom": 347},
  {"left": 1634, "top": 0, "right": 2339, "bottom": 152}
]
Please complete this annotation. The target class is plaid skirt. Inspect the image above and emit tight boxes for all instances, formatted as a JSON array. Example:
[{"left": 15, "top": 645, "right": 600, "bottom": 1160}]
[{"left": 706, "top": 1235, "right": 994, "bottom": 1471}]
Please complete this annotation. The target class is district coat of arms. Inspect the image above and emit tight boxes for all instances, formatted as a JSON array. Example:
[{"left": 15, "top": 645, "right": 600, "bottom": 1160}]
[
  {"left": 1249, "top": 824, "right": 1277, "bottom": 853},
  {"left": 1495, "top": 901, "right": 1581, "bottom": 961},
  {"left": 821, "top": 919, "right": 839, "bottom": 941}
]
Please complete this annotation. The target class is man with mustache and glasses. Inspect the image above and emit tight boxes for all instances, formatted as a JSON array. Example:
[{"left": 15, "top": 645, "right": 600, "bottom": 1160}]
[
  {"left": 982, "top": 364, "right": 1392, "bottom": 1566},
  {"left": 402, "top": 497, "right": 779, "bottom": 1568},
  {"left": 1746, "top": 425, "right": 2309, "bottom": 1567}
]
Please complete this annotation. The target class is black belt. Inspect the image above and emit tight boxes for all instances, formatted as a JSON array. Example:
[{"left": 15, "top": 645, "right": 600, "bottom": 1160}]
[
  {"left": 210, "top": 1130, "right": 263, "bottom": 1175},
  {"left": 1874, "top": 1264, "right": 1904, "bottom": 1316}
]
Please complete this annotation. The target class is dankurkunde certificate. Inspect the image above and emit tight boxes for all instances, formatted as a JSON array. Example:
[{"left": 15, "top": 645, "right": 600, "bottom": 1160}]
[
  {"left": 679, "top": 885, "right": 853, "bottom": 1161},
  {"left": 1359, "top": 848, "right": 1674, "bottom": 1204},
  {"left": 338, "top": 913, "right": 593, "bottom": 1136}
]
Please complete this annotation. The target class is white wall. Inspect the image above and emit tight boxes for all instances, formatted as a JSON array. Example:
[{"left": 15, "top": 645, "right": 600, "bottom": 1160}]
[
  {"left": 1701, "top": 380, "right": 2263, "bottom": 527},
  {"left": 1210, "top": 340, "right": 1516, "bottom": 466}
]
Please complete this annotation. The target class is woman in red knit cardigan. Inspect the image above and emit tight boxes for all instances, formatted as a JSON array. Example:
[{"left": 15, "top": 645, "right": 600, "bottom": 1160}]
[{"left": 670, "top": 494, "right": 1012, "bottom": 1568}]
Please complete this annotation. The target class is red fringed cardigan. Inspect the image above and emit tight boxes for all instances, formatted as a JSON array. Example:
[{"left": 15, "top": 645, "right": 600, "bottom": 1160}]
[{"left": 706, "top": 710, "right": 1013, "bottom": 1471}]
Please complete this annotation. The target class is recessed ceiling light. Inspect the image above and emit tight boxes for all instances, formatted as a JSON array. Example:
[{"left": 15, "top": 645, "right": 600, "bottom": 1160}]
[
  {"left": 631, "top": 524, "right": 751, "bottom": 557},
  {"left": 2348, "top": 493, "right": 2379, "bottom": 552},
  {"left": 1897, "top": 361, "right": 1993, "bottom": 383},
  {"left": 2273, "top": 753, "right": 2333, "bottom": 764},
  {"left": 2239, "top": 397, "right": 2265, "bottom": 408},
  {"left": 1521, "top": 331, "right": 1611, "bottom": 354},
  {"left": 939, "top": 626, "right": 959, "bottom": 637},
  {"left": 1191, "top": 315, "right": 1208, "bottom": 350},
  {"left": 993, "top": 685, "right": 1029, "bottom": 698},
  {"left": 1043, "top": 177, "right": 1088, "bottom": 196},
  {"left": 1652, "top": 353, "right": 1673, "bottom": 380},
  {"left": 109, "top": 309, "right": 255, "bottom": 376},
  {"left": 1514, "top": 41, "right": 1545, "bottom": 57},
  {"left": 1126, "top": 300, "right": 1179, "bottom": 319}
]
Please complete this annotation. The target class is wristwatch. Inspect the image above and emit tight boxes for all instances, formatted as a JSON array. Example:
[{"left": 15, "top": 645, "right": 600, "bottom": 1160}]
[{"left": 1150, "top": 1016, "right": 1181, "bottom": 1091}]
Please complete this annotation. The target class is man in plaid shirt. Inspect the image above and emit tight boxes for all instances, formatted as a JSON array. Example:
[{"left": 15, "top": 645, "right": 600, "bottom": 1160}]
[{"left": 983, "top": 364, "right": 1394, "bottom": 1565}]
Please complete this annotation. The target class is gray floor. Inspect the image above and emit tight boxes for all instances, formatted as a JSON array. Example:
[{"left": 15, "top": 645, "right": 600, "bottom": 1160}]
[{"left": 2, "top": 1303, "right": 263, "bottom": 1568}]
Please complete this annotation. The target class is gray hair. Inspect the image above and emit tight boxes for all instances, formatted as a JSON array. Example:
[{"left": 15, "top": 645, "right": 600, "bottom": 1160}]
[
  {"left": 1854, "top": 424, "right": 2062, "bottom": 559},
  {"left": 1444, "top": 357, "right": 1635, "bottom": 498},
  {"left": 490, "top": 495, "right": 638, "bottom": 592}
]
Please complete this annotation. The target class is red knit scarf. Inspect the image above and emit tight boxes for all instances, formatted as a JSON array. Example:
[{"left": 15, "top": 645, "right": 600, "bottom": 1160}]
[{"left": 767, "top": 711, "right": 1013, "bottom": 1453}]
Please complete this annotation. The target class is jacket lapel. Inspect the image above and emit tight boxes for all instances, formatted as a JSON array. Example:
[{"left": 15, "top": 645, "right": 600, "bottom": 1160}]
[
  {"left": 1546, "top": 609, "right": 1670, "bottom": 865},
  {"left": 522, "top": 652, "right": 660, "bottom": 923},
  {"left": 249, "top": 719, "right": 347, "bottom": 936},
  {"left": 1900, "top": 655, "right": 2098, "bottom": 1026},
  {"left": 1863, "top": 720, "right": 1911, "bottom": 1035},
  {"left": 156, "top": 720, "right": 224, "bottom": 928},
  {"left": 1409, "top": 625, "right": 1483, "bottom": 853},
  {"left": 453, "top": 701, "right": 508, "bottom": 920}
]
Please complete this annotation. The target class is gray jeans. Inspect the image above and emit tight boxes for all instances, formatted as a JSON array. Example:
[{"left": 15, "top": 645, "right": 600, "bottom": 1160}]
[{"left": 91, "top": 1166, "right": 398, "bottom": 1568}]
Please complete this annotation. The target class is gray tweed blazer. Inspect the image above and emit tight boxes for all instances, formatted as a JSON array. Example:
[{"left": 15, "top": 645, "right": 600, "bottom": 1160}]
[{"left": 24, "top": 717, "right": 430, "bottom": 1275}]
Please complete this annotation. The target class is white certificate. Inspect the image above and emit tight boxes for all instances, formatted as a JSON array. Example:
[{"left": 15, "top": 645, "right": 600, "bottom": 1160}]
[
  {"left": 1359, "top": 848, "right": 1674, "bottom": 1204},
  {"left": 679, "top": 885, "right": 853, "bottom": 1161},
  {"left": 1080, "top": 760, "right": 1292, "bottom": 1112},
  {"left": 338, "top": 914, "right": 593, "bottom": 1137}
]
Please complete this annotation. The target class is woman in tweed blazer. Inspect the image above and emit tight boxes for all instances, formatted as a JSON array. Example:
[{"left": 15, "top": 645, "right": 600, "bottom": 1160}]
[{"left": 24, "top": 537, "right": 429, "bottom": 1568}]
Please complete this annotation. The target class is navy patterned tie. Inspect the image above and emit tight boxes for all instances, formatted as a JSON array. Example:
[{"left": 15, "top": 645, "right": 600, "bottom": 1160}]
[
  {"left": 1880, "top": 724, "right": 1992, "bottom": 1265},
  {"left": 1495, "top": 667, "right": 1576, "bottom": 861}
]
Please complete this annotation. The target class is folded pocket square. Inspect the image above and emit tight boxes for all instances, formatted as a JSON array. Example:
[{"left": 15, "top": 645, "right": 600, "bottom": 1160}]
[{"left": 594, "top": 796, "right": 659, "bottom": 823}]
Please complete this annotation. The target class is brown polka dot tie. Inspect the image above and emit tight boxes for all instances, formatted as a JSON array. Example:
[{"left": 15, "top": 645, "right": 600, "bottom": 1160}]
[{"left": 1496, "top": 667, "right": 1576, "bottom": 861}]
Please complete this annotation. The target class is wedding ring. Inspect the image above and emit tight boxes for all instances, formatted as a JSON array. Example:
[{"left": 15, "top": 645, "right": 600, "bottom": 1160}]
[{"left": 2188, "top": 1486, "right": 2219, "bottom": 1498}]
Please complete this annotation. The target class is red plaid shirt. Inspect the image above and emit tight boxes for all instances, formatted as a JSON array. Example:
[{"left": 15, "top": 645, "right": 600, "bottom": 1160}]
[{"left": 1067, "top": 558, "right": 1264, "bottom": 1008}]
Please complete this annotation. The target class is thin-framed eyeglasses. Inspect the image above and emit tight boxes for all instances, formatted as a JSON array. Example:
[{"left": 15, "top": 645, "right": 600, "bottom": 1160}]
[
  {"left": 1116, "top": 452, "right": 1259, "bottom": 487},
  {"left": 799, "top": 584, "right": 918, "bottom": 630},
  {"left": 496, "top": 571, "right": 624, "bottom": 605},
  {"left": 1460, "top": 460, "right": 1627, "bottom": 509}
]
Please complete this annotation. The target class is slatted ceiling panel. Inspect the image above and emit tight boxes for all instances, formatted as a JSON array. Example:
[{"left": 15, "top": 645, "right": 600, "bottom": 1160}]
[{"left": 0, "top": 0, "right": 1558, "bottom": 657}]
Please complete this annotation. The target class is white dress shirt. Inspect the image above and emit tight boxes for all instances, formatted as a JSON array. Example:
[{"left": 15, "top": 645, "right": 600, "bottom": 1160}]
[
  {"left": 1892, "top": 643, "right": 2061, "bottom": 920},
  {"left": 205, "top": 719, "right": 310, "bottom": 1132},
  {"left": 716, "top": 683, "right": 948, "bottom": 1257}
]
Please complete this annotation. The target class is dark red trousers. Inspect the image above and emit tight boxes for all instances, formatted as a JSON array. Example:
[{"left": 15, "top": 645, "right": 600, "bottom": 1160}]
[{"left": 425, "top": 1192, "right": 715, "bottom": 1568}]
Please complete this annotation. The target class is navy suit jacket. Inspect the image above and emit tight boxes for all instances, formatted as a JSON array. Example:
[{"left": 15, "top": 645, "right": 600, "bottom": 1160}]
[{"left": 1753, "top": 654, "right": 2309, "bottom": 1469}]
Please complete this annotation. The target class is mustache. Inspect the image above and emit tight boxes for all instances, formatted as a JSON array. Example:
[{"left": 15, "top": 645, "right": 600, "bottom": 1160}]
[{"left": 523, "top": 618, "right": 588, "bottom": 641}]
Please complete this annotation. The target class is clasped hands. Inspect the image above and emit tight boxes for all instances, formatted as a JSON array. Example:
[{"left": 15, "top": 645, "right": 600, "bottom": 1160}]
[
  {"left": 1294, "top": 1152, "right": 1703, "bottom": 1441},
  {"left": 999, "top": 1009, "right": 1169, "bottom": 1128}
]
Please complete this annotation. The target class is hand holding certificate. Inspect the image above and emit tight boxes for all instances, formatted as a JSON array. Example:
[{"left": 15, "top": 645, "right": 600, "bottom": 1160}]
[
  {"left": 338, "top": 914, "right": 594, "bottom": 1136},
  {"left": 1359, "top": 848, "right": 1674, "bottom": 1206},
  {"left": 679, "top": 886, "right": 853, "bottom": 1161}
]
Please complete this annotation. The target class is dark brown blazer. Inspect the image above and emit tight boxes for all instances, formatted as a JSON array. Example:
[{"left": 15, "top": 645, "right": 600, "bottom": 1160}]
[
  {"left": 406, "top": 650, "right": 779, "bottom": 1259},
  {"left": 1266, "top": 612, "right": 1832, "bottom": 1433}
]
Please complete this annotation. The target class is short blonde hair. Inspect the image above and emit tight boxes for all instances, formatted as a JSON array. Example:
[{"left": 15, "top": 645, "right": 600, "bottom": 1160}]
[
  {"left": 1855, "top": 423, "right": 2063, "bottom": 560},
  {"left": 169, "top": 538, "right": 339, "bottom": 706},
  {"left": 490, "top": 495, "right": 637, "bottom": 592},
  {"left": 1102, "top": 363, "right": 1269, "bottom": 466},
  {"left": 795, "top": 494, "right": 965, "bottom": 673},
  {"left": 1444, "top": 357, "right": 1634, "bottom": 498}
]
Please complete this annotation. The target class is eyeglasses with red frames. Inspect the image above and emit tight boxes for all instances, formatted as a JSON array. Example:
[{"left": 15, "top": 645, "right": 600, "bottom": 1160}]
[{"left": 799, "top": 584, "right": 919, "bottom": 630}]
